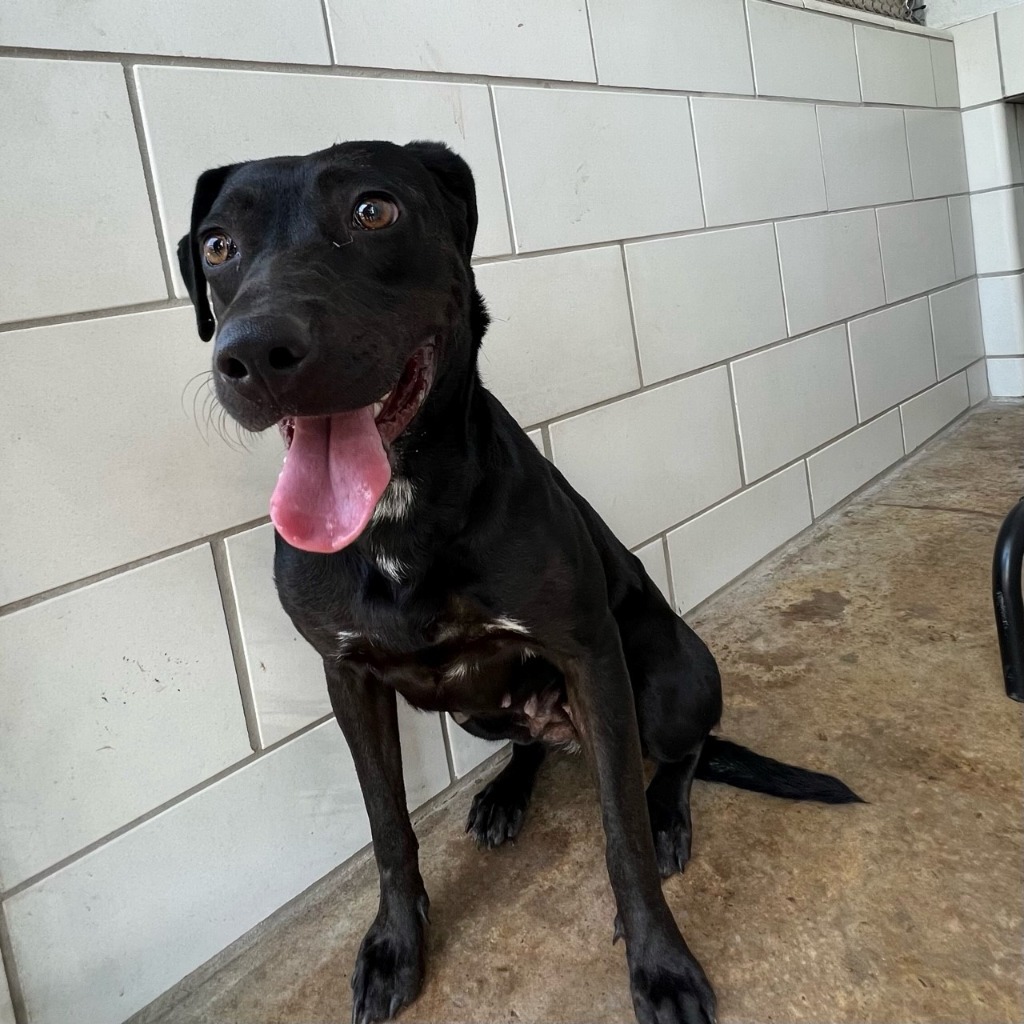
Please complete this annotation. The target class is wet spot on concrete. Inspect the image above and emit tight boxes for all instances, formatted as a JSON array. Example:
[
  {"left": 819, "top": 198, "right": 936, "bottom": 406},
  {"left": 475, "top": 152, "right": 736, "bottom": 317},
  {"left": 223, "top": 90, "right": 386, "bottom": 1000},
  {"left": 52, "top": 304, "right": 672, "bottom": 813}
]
[{"left": 781, "top": 589, "right": 850, "bottom": 623}]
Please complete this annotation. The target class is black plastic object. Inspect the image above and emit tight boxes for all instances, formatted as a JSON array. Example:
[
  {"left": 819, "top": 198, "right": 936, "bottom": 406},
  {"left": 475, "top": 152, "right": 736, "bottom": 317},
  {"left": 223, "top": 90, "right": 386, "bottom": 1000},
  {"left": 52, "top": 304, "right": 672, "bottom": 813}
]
[{"left": 993, "top": 497, "right": 1024, "bottom": 701}]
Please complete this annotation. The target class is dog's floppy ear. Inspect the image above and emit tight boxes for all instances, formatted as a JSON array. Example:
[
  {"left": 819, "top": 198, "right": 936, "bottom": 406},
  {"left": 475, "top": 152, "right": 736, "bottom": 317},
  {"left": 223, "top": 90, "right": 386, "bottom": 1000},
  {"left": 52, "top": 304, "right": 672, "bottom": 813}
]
[
  {"left": 404, "top": 141, "right": 479, "bottom": 263},
  {"left": 176, "top": 164, "right": 238, "bottom": 342}
]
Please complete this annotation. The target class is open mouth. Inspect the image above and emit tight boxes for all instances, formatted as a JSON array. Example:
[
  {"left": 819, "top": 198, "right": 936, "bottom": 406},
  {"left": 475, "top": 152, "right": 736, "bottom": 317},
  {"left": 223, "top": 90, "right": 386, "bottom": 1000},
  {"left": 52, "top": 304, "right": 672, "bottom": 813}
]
[{"left": 270, "top": 343, "right": 435, "bottom": 554}]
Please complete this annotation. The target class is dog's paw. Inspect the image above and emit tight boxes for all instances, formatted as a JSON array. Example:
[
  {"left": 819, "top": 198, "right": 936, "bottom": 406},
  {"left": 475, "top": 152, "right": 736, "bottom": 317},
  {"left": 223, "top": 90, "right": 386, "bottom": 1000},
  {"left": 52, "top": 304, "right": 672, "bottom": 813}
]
[
  {"left": 350, "top": 899, "right": 427, "bottom": 1024},
  {"left": 648, "top": 801, "right": 692, "bottom": 878},
  {"left": 466, "top": 776, "right": 530, "bottom": 848},
  {"left": 629, "top": 939, "right": 717, "bottom": 1024}
]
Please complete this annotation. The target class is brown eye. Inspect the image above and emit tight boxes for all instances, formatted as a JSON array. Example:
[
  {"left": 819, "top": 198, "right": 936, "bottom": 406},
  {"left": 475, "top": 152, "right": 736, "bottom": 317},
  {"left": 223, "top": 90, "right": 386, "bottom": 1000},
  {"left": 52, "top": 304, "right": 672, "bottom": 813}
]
[
  {"left": 203, "top": 233, "right": 237, "bottom": 267},
  {"left": 352, "top": 196, "right": 399, "bottom": 231}
]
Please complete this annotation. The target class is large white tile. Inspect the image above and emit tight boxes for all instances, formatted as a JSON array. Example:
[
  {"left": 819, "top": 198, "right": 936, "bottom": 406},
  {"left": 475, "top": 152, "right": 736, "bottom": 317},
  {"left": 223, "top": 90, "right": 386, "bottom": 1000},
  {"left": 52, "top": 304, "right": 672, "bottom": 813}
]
[
  {"left": 988, "top": 357, "right": 1024, "bottom": 396},
  {"left": 950, "top": 16, "right": 1003, "bottom": 107},
  {"left": 444, "top": 717, "right": 506, "bottom": 778},
  {"left": 849, "top": 298, "right": 937, "bottom": 420},
  {"left": 876, "top": 199, "right": 956, "bottom": 302},
  {"left": 136, "top": 66, "right": 511, "bottom": 277},
  {"left": 930, "top": 279, "right": 985, "bottom": 377},
  {"left": 633, "top": 538, "right": 672, "bottom": 603},
  {"left": 979, "top": 274, "right": 1024, "bottom": 355},
  {"left": 691, "top": 98, "right": 826, "bottom": 226},
  {"left": 0, "top": 548, "right": 250, "bottom": 889},
  {"left": 625, "top": 225, "right": 786, "bottom": 383},
  {"left": 948, "top": 194, "right": 977, "bottom": 279},
  {"left": 748, "top": 1, "right": 859, "bottom": 102},
  {"left": 0, "top": 958, "right": 14, "bottom": 1024},
  {"left": 548, "top": 370, "right": 741, "bottom": 549},
  {"left": 0, "top": 0, "right": 329, "bottom": 61},
  {"left": 495, "top": 87, "right": 703, "bottom": 251},
  {"left": 817, "top": 106, "right": 912, "bottom": 210},
  {"left": 900, "top": 373, "right": 969, "bottom": 450},
  {"left": 806, "top": 410, "right": 905, "bottom": 516},
  {"left": 776, "top": 210, "right": 886, "bottom": 336},
  {"left": 905, "top": 109, "right": 969, "bottom": 198},
  {"left": 475, "top": 248, "right": 639, "bottom": 424},
  {"left": 930, "top": 39, "right": 961, "bottom": 107},
  {"left": 224, "top": 526, "right": 452, "bottom": 808},
  {"left": 731, "top": 326, "right": 857, "bottom": 481},
  {"left": 999, "top": 6, "right": 1024, "bottom": 97},
  {"left": 0, "top": 59, "right": 165, "bottom": 324},
  {"left": 329, "top": 0, "right": 593, "bottom": 79},
  {"left": 587, "top": 0, "right": 752, "bottom": 93},
  {"left": 966, "top": 358, "right": 990, "bottom": 405},
  {"left": 970, "top": 187, "right": 1024, "bottom": 274},
  {"left": 961, "top": 103, "right": 1022, "bottom": 191},
  {"left": 5, "top": 720, "right": 370, "bottom": 1024},
  {"left": 0, "top": 308, "right": 283, "bottom": 606},
  {"left": 667, "top": 464, "right": 811, "bottom": 613},
  {"left": 855, "top": 25, "right": 936, "bottom": 107}
]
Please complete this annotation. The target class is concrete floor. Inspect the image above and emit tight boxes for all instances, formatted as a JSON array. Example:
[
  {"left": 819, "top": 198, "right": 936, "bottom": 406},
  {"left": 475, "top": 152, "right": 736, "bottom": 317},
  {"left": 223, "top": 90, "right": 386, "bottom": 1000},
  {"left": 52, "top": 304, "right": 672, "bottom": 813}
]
[{"left": 146, "top": 403, "right": 1024, "bottom": 1024}]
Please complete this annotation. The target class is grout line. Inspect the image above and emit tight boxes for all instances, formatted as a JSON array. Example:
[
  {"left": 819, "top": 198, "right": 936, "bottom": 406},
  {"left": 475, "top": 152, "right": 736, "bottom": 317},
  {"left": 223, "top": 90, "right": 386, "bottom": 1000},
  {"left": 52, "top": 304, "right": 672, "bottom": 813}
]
[
  {"left": 486, "top": 85, "right": 518, "bottom": 255},
  {"left": 687, "top": 96, "right": 709, "bottom": 228},
  {"left": 539, "top": 424, "right": 554, "bottom": 461},
  {"left": 813, "top": 104, "right": 831, "bottom": 208},
  {"left": 846, "top": 321, "right": 863, "bottom": 421},
  {"left": 0, "top": 297, "right": 190, "bottom": 335},
  {"left": 317, "top": 0, "right": 338, "bottom": 65},
  {"left": 993, "top": 9, "right": 1008, "bottom": 100},
  {"left": 801, "top": 457, "right": 816, "bottom": 518},
  {"left": 618, "top": 244, "right": 645, "bottom": 385},
  {"left": 659, "top": 533, "right": 679, "bottom": 612},
  {"left": 122, "top": 63, "right": 176, "bottom": 297},
  {"left": 581, "top": 0, "right": 600, "bottom": 85},
  {"left": 0, "top": 909, "right": 27, "bottom": 1024},
  {"left": 210, "top": 539, "right": 263, "bottom": 753},
  {"left": 741, "top": 0, "right": 758, "bottom": 96},
  {"left": 0, "top": 712, "right": 336, "bottom": 903},
  {"left": 0, "top": 515, "right": 271, "bottom": 619},
  {"left": 726, "top": 363, "right": 748, "bottom": 487},
  {"left": 772, "top": 221, "right": 794, "bottom": 335}
]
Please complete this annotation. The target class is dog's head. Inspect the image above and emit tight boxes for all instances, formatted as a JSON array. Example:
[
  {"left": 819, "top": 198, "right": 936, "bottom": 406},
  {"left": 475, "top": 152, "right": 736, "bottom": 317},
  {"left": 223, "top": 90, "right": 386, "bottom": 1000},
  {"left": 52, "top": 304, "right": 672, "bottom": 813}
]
[{"left": 177, "top": 140, "right": 487, "bottom": 554}]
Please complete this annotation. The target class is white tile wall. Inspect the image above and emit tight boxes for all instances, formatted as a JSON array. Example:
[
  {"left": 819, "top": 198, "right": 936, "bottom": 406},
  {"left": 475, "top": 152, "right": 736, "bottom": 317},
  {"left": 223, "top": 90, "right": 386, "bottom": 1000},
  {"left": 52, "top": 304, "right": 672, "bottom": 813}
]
[
  {"left": 625, "top": 225, "right": 787, "bottom": 383},
  {"left": 549, "top": 371, "right": 741, "bottom": 548},
  {"left": 587, "top": 0, "right": 752, "bottom": 93},
  {"left": 634, "top": 539, "right": 672, "bottom": 603},
  {"left": 0, "top": 59, "right": 166, "bottom": 324},
  {"left": 904, "top": 110, "right": 969, "bottom": 199},
  {"left": 136, "top": 67, "right": 512, "bottom": 275},
  {"left": 930, "top": 39, "right": 960, "bottom": 108},
  {"left": 806, "top": 410, "right": 905, "bottom": 516},
  {"left": 475, "top": 248, "right": 639, "bottom": 424},
  {"left": 776, "top": 210, "right": 886, "bottom": 335},
  {"left": 988, "top": 357, "right": 1024, "bottom": 396},
  {"left": 667, "top": 464, "right": 812, "bottom": 613},
  {"left": 748, "top": 1, "right": 860, "bottom": 102},
  {"left": 855, "top": 25, "right": 936, "bottom": 107},
  {"left": 950, "top": 16, "right": 1003, "bottom": 108},
  {"left": 849, "top": 298, "right": 937, "bottom": 421},
  {"left": 731, "top": 326, "right": 857, "bottom": 481},
  {"left": 979, "top": 275, "right": 1024, "bottom": 355},
  {"left": 328, "top": 0, "right": 595, "bottom": 80},
  {"left": 876, "top": 199, "right": 956, "bottom": 302},
  {"left": 966, "top": 358, "right": 990, "bottom": 405},
  {"left": 817, "top": 106, "right": 913, "bottom": 210},
  {"left": 0, "top": 0, "right": 331, "bottom": 61},
  {"left": 0, "top": 548, "right": 250, "bottom": 889},
  {"left": 0, "top": 960, "right": 14, "bottom": 1024},
  {"left": 691, "top": 98, "right": 826, "bottom": 226},
  {"left": 930, "top": 280, "right": 986, "bottom": 377},
  {"left": 445, "top": 716, "right": 506, "bottom": 778},
  {"left": 0, "top": 308, "right": 282, "bottom": 606},
  {"left": 970, "top": 187, "right": 1024, "bottom": 274},
  {"left": 900, "top": 373, "right": 969, "bottom": 450},
  {"left": 998, "top": 6, "right": 1024, "bottom": 98},
  {"left": 961, "top": 104, "right": 1022, "bottom": 193},
  {"left": 494, "top": 87, "right": 703, "bottom": 252},
  {"left": 948, "top": 195, "right": 978, "bottom": 279},
  {"left": 4, "top": 719, "right": 369, "bottom": 1024}
]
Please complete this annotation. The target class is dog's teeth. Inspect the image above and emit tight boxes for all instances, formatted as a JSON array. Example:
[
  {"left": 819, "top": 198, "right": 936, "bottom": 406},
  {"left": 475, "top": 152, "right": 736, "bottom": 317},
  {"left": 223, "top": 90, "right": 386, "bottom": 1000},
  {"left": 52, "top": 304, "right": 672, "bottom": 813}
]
[
  {"left": 371, "top": 402, "right": 383, "bottom": 418},
  {"left": 380, "top": 390, "right": 393, "bottom": 403}
]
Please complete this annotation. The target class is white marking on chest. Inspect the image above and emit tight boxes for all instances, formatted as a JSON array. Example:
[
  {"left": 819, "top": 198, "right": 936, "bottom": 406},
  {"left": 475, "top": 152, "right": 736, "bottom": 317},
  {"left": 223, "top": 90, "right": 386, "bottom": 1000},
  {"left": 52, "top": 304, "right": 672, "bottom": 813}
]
[{"left": 370, "top": 476, "right": 415, "bottom": 524}]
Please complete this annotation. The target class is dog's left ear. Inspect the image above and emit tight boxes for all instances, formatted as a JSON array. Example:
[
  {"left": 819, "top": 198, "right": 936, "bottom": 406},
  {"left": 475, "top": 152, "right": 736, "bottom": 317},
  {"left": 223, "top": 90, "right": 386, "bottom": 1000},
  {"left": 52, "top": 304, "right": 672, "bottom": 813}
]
[
  {"left": 404, "top": 141, "right": 479, "bottom": 263},
  {"left": 176, "top": 163, "right": 238, "bottom": 342}
]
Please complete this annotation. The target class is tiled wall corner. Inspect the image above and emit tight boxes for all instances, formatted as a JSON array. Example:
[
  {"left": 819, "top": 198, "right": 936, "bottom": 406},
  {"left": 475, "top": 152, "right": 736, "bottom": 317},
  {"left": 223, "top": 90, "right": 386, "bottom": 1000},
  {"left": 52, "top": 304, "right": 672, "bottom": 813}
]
[
  {"left": 966, "top": 358, "right": 991, "bottom": 405},
  {"left": 900, "top": 372, "right": 970, "bottom": 450},
  {"left": 633, "top": 539, "right": 672, "bottom": 603},
  {"left": 950, "top": 15, "right": 1003, "bottom": 107},
  {"left": 988, "top": 357, "right": 1024, "bottom": 396}
]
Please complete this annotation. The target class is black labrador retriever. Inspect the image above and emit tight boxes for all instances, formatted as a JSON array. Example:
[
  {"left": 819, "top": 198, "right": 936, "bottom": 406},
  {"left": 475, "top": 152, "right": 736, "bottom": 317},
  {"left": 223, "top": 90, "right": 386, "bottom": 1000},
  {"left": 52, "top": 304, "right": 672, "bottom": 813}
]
[{"left": 178, "top": 141, "right": 860, "bottom": 1024}]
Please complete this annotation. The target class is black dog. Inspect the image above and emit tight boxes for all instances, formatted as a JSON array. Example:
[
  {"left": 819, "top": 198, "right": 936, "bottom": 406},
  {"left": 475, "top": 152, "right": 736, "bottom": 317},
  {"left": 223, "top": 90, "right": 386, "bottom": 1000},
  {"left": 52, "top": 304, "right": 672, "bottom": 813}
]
[{"left": 178, "top": 141, "right": 860, "bottom": 1024}]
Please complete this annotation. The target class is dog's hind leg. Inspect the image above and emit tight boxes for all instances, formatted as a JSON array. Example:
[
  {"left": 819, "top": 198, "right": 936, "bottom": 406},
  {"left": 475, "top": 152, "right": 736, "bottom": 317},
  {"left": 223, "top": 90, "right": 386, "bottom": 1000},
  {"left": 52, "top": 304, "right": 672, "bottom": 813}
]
[
  {"left": 646, "top": 750, "right": 702, "bottom": 877},
  {"left": 466, "top": 741, "right": 545, "bottom": 848}
]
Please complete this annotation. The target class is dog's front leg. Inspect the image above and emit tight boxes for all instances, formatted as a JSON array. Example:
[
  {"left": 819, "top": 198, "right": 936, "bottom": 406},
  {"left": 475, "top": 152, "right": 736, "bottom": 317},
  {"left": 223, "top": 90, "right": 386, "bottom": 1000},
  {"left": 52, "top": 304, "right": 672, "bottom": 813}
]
[
  {"left": 567, "top": 624, "right": 717, "bottom": 1024},
  {"left": 325, "top": 661, "right": 428, "bottom": 1024}
]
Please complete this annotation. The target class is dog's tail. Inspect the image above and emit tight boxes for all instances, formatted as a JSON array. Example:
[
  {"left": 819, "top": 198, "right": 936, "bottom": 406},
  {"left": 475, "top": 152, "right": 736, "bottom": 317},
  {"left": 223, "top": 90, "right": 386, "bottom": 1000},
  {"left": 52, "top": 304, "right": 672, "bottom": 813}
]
[{"left": 696, "top": 736, "right": 863, "bottom": 804}]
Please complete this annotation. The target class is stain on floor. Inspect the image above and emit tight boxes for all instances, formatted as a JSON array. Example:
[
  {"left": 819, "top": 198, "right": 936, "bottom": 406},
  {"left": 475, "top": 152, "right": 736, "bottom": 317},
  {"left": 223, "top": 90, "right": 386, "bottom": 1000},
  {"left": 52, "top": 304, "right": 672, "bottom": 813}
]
[{"left": 140, "top": 404, "right": 1024, "bottom": 1024}]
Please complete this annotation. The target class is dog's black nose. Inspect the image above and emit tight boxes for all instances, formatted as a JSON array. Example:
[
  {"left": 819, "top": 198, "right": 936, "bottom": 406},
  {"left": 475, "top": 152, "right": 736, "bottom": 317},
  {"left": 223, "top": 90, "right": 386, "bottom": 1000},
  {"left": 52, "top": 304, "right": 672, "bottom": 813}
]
[{"left": 214, "top": 316, "right": 310, "bottom": 385}]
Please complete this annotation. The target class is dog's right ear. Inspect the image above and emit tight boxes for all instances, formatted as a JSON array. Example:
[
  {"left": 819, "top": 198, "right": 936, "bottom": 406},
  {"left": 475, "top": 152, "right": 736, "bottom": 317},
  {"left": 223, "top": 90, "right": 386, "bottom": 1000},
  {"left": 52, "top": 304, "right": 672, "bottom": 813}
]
[{"left": 176, "top": 164, "right": 238, "bottom": 342}]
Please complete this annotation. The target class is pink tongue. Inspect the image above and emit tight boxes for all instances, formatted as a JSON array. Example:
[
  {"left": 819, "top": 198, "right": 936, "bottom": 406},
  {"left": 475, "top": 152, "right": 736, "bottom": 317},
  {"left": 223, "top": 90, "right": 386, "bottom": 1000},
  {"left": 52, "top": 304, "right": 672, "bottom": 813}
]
[{"left": 270, "top": 410, "right": 391, "bottom": 553}]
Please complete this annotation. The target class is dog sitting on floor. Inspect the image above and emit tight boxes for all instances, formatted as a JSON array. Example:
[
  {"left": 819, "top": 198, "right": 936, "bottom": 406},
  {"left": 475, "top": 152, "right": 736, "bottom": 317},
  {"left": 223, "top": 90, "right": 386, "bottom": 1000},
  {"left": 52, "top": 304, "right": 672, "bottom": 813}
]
[{"left": 178, "top": 140, "right": 860, "bottom": 1024}]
